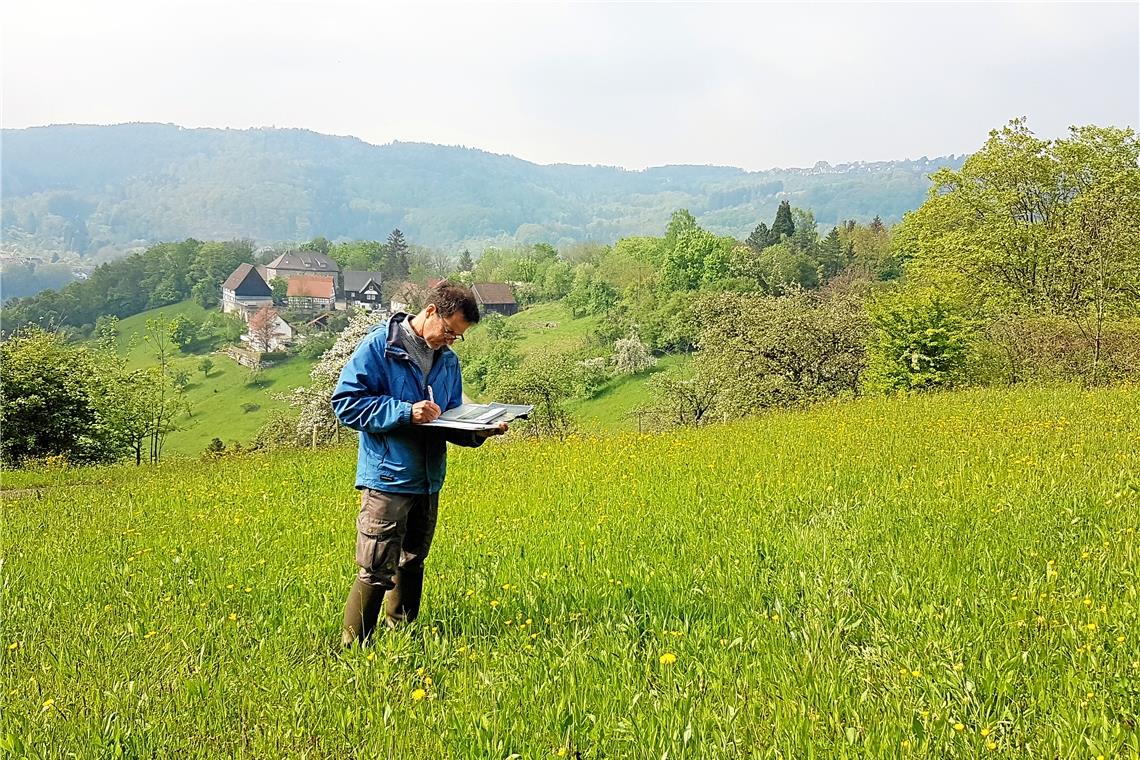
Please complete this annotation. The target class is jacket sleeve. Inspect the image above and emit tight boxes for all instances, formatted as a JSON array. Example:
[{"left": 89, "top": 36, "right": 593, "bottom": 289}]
[
  {"left": 438, "top": 357, "right": 485, "bottom": 448},
  {"left": 330, "top": 337, "right": 412, "bottom": 433}
]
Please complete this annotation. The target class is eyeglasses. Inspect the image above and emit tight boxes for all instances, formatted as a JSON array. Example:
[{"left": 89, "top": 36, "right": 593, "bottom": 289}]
[{"left": 435, "top": 312, "right": 464, "bottom": 342}]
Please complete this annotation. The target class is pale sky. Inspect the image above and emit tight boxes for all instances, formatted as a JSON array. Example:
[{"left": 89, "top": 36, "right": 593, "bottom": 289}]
[{"left": 2, "top": 1, "right": 1137, "bottom": 170}]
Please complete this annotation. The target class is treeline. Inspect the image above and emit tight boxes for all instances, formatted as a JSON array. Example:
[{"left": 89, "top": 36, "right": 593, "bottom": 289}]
[
  {"left": 0, "top": 229, "right": 436, "bottom": 337},
  {"left": 448, "top": 119, "right": 1139, "bottom": 434},
  {"left": 0, "top": 239, "right": 253, "bottom": 337}
]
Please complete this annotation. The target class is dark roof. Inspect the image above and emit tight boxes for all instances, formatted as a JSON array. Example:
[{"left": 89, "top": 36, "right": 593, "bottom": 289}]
[
  {"left": 266, "top": 251, "right": 340, "bottom": 273},
  {"left": 343, "top": 271, "right": 384, "bottom": 292},
  {"left": 287, "top": 275, "right": 336, "bottom": 299},
  {"left": 472, "top": 282, "right": 516, "bottom": 306},
  {"left": 222, "top": 263, "right": 272, "bottom": 296}
]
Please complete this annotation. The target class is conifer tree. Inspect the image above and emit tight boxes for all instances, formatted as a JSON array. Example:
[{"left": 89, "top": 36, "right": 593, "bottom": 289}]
[
  {"left": 818, "top": 226, "right": 844, "bottom": 280},
  {"left": 746, "top": 222, "right": 771, "bottom": 252},
  {"left": 770, "top": 200, "right": 796, "bottom": 244},
  {"left": 384, "top": 228, "right": 410, "bottom": 282},
  {"left": 457, "top": 248, "right": 474, "bottom": 272}
]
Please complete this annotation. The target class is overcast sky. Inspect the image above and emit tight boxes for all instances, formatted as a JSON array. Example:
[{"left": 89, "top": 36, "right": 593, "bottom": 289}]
[{"left": 2, "top": 1, "right": 1137, "bottom": 170}]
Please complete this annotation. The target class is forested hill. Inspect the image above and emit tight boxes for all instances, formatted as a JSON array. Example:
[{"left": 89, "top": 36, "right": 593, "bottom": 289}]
[{"left": 1, "top": 123, "right": 964, "bottom": 257}]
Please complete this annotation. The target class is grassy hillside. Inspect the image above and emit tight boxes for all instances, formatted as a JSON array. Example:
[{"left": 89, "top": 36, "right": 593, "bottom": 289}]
[
  {"left": 3, "top": 384, "right": 1137, "bottom": 756},
  {"left": 108, "top": 301, "right": 318, "bottom": 457},
  {"left": 460, "top": 300, "right": 686, "bottom": 432},
  {"left": 113, "top": 300, "right": 675, "bottom": 456}
]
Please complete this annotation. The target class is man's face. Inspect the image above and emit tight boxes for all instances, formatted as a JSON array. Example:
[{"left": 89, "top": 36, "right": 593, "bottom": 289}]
[{"left": 424, "top": 305, "right": 471, "bottom": 349}]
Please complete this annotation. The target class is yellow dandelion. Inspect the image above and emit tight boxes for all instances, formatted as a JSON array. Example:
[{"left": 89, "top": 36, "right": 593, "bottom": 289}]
[
  {"left": 987, "top": 741, "right": 997, "bottom": 750},
  {"left": 659, "top": 652, "right": 677, "bottom": 666},
  {"left": 911, "top": 669, "right": 922, "bottom": 678},
  {"left": 953, "top": 723, "right": 965, "bottom": 732},
  {"left": 1085, "top": 622, "right": 1097, "bottom": 632},
  {"left": 411, "top": 688, "right": 426, "bottom": 702},
  {"left": 490, "top": 599, "right": 500, "bottom": 608},
  {"left": 980, "top": 728, "right": 991, "bottom": 737},
  {"left": 952, "top": 662, "right": 964, "bottom": 672},
  {"left": 228, "top": 613, "right": 238, "bottom": 621},
  {"left": 41, "top": 699, "right": 54, "bottom": 710},
  {"left": 7, "top": 642, "right": 19, "bottom": 651}
]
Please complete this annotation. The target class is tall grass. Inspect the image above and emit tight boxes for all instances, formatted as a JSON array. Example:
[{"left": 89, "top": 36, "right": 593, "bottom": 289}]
[{"left": 2, "top": 384, "right": 1137, "bottom": 757}]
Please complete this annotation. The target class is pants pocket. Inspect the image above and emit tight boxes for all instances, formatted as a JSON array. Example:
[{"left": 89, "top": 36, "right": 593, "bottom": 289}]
[{"left": 355, "top": 490, "right": 411, "bottom": 586}]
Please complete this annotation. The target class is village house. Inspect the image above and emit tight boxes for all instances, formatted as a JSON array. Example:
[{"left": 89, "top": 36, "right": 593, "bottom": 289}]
[
  {"left": 342, "top": 271, "right": 384, "bottom": 311},
  {"left": 472, "top": 282, "right": 519, "bottom": 317},
  {"left": 287, "top": 275, "right": 337, "bottom": 311},
  {"left": 263, "top": 250, "right": 340, "bottom": 282},
  {"left": 220, "top": 263, "right": 274, "bottom": 319}
]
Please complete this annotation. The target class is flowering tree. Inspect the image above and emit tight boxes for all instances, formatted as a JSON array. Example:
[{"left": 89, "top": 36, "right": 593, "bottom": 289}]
[
  {"left": 280, "top": 310, "right": 379, "bottom": 446},
  {"left": 612, "top": 330, "right": 656, "bottom": 375}
]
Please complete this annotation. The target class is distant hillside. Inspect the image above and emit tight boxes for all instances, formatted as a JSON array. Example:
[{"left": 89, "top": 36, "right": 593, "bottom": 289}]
[{"left": 1, "top": 123, "right": 964, "bottom": 257}]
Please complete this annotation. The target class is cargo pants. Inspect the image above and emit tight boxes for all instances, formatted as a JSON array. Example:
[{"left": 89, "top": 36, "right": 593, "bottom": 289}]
[{"left": 355, "top": 488, "right": 439, "bottom": 625}]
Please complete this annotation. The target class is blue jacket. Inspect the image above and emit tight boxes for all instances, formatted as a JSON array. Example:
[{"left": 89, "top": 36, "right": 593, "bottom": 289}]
[{"left": 331, "top": 313, "right": 483, "bottom": 494}]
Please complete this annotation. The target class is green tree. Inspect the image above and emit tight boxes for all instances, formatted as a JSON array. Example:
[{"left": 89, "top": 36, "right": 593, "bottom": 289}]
[
  {"left": 863, "top": 288, "right": 978, "bottom": 393},
  {"left": 0, "top": 331, "right": 109, "bottom": 464},
  {"left": 94, "top": 314, "right": 120, "bottom": 351},
  {"left": 897, "top": 118, "right": 1140, "bottom": 383},
  {"left": 300, "top": 236, "right": 331, "bottom": 254},
  {"left": 384, "top": 228, "right": 411, "bottom": 283},
  {"left": 757, "top": 241, "right": 820, "bottom": 292},
  {"left": 269, "top": 277, "right": 289, "bottom": 304},
  {"left": 168, "top": 315, "right": 197, "bottom": 350},
  {"left": 486, "top": 353, "right": 576, "bottom": 439},
  {"left": 198, "top": 357, "right": 214, "bottom": 378},
  {"left": 746, "top": 222, "right": 771, "bottom": 253},
  {"left": 457, "top": 248, "right": 475, "bottom": 272},
  {"left": 693, "top": 288, "right": 868, "bottom": 414},
  {"left": 818, "top": 227, "right": 845, "bottom": 281},
  {"left": 770, "top": 200, "right": 796, "bottom": 243},
  {"left": 791, "top": 208, "right": 819, "bottom": 257}
]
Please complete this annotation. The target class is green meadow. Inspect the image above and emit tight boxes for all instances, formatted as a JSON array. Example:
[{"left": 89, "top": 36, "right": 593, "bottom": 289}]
[{"left": 3, "top": 384, "right": 1138, "bottom": 757}]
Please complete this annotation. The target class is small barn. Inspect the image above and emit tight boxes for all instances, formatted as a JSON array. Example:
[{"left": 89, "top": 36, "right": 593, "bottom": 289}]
[{"left": 472, "top": 282, "right": 518, "bottom": 317}]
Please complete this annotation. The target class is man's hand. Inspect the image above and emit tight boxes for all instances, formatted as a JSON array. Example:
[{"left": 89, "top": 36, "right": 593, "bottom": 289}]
[
  {"left": 476, "top": 422, "right": 509, "bottom": 438},
  {"left": 411, "top": 401, "right": 441, "bottom": 424}
]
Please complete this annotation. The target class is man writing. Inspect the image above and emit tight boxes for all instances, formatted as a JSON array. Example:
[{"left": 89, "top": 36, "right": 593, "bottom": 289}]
[{"left": 332, "top": 283, "right": 506, "bottom": 645}]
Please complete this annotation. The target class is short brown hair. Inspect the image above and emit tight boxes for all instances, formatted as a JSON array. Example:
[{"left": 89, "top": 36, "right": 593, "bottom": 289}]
[{"left": 427, "top": 282, "right": 480, "bottom": 324}]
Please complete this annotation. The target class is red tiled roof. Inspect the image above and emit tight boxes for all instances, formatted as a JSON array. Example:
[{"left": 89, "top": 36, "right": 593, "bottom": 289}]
[{"left": 287, "top": 275, "right": 335, "bottom": 299}]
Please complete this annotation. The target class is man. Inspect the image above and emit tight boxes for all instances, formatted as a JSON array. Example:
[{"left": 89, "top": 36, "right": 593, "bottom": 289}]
[{"left": 332, "top": 283, "right": 506, "bottom": 645}]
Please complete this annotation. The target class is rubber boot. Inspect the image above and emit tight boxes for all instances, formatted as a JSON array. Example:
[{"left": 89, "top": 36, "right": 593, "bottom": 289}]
[
  {"left": 383, "top": 568, "right": 424, "bottom": 628},
  {"left": 341, "top": 577, "right": 385, "bottom": 647}
]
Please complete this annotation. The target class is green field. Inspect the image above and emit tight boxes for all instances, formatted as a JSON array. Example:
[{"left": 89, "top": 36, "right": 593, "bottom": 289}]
[{"left": 3, "top": 384, "right": 1138, "bottom": 757}]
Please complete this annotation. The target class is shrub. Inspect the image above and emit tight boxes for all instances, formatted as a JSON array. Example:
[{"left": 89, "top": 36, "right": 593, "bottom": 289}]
[{"left": 863, "top": 288, "right": 978, "bottom": 394}]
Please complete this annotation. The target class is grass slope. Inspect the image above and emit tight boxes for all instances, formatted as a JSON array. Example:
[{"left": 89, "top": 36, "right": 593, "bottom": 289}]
[
  {"left": 108, "top": 299, "right": 677, "bottom": 453},
  {"left": 107, "top": 301, "right": 318, "bottom": 457},
  {"left": 3, "top": 384, "right": 1138, "bottom": 756}
]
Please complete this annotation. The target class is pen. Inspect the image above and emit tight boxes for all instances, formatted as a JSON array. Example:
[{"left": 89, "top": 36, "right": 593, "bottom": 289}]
[{"left": 427, "top": 385, "right": 434, "bottom": 404}]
